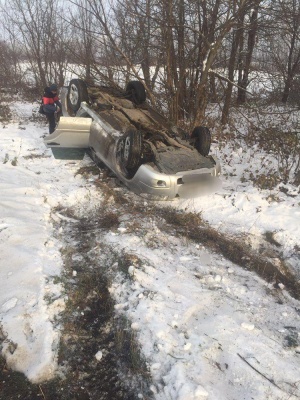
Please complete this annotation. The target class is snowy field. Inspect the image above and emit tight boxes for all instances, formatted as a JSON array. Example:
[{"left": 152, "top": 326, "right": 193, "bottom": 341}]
[{"left": 0, "top": 98, "right": 300, "bottom": 399}]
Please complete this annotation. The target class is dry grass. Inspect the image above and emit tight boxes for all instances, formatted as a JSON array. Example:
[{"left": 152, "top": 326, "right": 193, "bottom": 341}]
[
  {"left": 75, "top": 165, "right": 100, "bottom": 177},
  {"left": 75, "top": 210, "right": 120, "bottom": 232},
  {"left": 114, "top": 316, "right": 150, "bottom": 377},
  {"left": 156, "top": 206, "right": 300, "bottom": 300},
  {"left": 23, "top": 153, "right": 51, "bottom": 160},
  {"left": 0, "top": 103, "right": 11, "bottom": 123},
  {"left": 116, "top": 251, "right": 143, "bottom": 277},
  {"left": 74, "top": 160, "right": 300, "bottom": 300}
]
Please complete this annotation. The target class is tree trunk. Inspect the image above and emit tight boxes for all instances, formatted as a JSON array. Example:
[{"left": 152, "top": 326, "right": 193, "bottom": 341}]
[
  {"left": 237, "top": 5, "right": 259, "bottom": 104},
  {"left": 282, "top": 76, "right": 293, "bottom": 103},
  {"left": 209, "top": 74, "right": 217, "bottom": 103},
  {"left": 140, "top": 0, "right": 151, "bottom": 89},
  {"left": 282, "top": 30, "right": 296, "bottom": 103},
  {"left": 221, "top": 27, "right": 242, "bottom": 125},
  {"left": 176, "top": 0, "right": 186, "bottom": 120},
  {"left": 164, "top": 0, "right": 178, "bottom": 123}
]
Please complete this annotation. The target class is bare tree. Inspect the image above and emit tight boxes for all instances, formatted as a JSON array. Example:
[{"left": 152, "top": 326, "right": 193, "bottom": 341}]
[
  {"left": 236, "top": 1, "right": 261, "bottom": 104},
  {"left": 257, "top": 0, "right": 300, "bottom": 104},
  {"left": 3, "top": 0, "right": 292, "bottom": 126},
  {"left": 66, "top": 0, "right": 98, "bottom": 84},
  {"left": 1, "top": 0, "right": 72, "bottom": 89},
  {"left": 277, "top": 0, "right": 300, "bottom": 103},
  {"left": 221, "top": 24, "right": 244, "bottom": 125},
  {"left": 65, "top": 0, "right": 266, "bottom": 126},
  {"left": 0, "top": 39, "right": 23, "bottom": 90}
]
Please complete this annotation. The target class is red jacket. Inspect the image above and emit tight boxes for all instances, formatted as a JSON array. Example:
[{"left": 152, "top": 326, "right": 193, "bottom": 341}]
[
  {"left": 43, "top": 94, "right": 59, "bottom": 105},
  {"left": 42, "top": 87, "right": 61, "bottom": 114}
]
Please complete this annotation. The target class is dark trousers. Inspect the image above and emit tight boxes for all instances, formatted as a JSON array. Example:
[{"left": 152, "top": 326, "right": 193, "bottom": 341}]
[{"left": 46, "top": 113, "right": 56, "bottom": 134}]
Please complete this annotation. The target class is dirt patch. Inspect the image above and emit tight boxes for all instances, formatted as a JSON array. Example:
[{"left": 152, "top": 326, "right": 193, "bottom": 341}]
[
  {"left": 0, "top": 103, "right": 11, "bottom": 124},
  {"left": 23, "top": 153, "right": 52, "bottom": 160},
  {"left": 0, "top": 205, "right": 152, "bottom": 400},
  {"left": 50, "top": 208, "right": 151, "bottom": 400}
]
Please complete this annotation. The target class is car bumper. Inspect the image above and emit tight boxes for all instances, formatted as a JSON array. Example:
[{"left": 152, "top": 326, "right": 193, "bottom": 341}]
[{"left": 126, "top": 159, "right": 221, "bottom": 199}]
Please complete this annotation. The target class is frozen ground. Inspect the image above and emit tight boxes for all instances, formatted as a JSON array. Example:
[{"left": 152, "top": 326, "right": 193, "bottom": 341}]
[{"left": 0, "top": 98, "right": 299, "bottom": 399}]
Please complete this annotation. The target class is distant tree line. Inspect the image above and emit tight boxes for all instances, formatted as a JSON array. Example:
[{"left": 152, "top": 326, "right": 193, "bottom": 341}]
[{"left": 1, "top": 0, "right": 300, "bottom": 126}]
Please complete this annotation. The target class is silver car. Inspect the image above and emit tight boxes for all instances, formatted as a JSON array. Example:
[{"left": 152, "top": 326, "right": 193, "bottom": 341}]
[{"left": 44, "top": 79, "right": 221, "bottom": 199}]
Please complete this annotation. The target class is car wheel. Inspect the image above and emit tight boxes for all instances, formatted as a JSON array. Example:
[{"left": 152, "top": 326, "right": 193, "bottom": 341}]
[
  {"left": 87, "top": 147, "right": 106, "bottom": 168},
  {"left": 191, "top": 126, "right": 211, "bottom": 156},
  {"left": 121, "top": 130, "right": 142, "bottom": 170},
  {"left": 67, "top": 79, "right": 89, "bottom": 113},
  {"left": 125, "top": 81, "right": 146, "bottom": 105}
]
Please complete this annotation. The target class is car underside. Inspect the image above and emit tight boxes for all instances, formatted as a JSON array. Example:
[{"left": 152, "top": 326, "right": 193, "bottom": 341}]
[{"left": 44, "top": 79, "right": 221, "bottom": 199}]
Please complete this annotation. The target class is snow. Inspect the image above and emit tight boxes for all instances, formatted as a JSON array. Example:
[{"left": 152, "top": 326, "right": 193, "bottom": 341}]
[
  {"left": 0, "top": 98, "right": 300, "bottom": 398},
  {"left": 95, "top": 350, "right": 103, "bottom": 361},
  {"left": 106, "top": 227, "right": 300, "bottom": 399}
]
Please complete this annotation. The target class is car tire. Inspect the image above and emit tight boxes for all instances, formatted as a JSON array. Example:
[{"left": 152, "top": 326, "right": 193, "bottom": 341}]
[
  {"left": 121, "top": 130, "right": 142, "bottom": 170},
  {"left": 191, "top": 126, "right": 211, "bottom": 156},
  {"left": 67, "top": 79, "right": 89, "bottom": 113},
  {"left": 87, "top": 147, "right": 106, "bottom": 168},
  {"left": 125, "top": 81, "right": 146, "bottom": 105}
]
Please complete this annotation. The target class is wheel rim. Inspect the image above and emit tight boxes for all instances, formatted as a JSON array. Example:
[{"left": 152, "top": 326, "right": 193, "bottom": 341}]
[
  {"left": 123, "top": 136, "right": 131, "bottom": 161},
  {"left": 69, "top": 84, "right": 79, "bottom": 106}
]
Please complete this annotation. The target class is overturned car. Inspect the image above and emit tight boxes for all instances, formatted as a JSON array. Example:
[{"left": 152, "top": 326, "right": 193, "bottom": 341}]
[{"left": 44, "top": 79, "right": 221, "bottom": 199}]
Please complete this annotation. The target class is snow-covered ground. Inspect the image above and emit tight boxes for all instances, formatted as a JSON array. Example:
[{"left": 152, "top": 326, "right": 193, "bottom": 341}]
[
  {"left": 0, "top": 100, "right": 103, "bottom": 382},
  {"left": 176, "top": 141, "right": 300, "bottom": 275},
  {"left": 0, "top": 98, "right": 299, "bottom": 398}
]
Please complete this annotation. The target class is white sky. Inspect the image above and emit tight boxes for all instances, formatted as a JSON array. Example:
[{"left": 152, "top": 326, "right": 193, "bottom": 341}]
[{"left": 0, "top": 98, "right": 299, "bottom": 398}]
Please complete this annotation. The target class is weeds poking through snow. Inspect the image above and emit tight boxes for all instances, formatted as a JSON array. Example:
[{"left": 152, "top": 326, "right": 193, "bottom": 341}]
[
  {"left": 153, "top": 206, "right": 300, "bottom": 300},
  {"left": 3, "top": 153, "right": 9, "bottom": 164},
  {"left": 115, "top": 316, "right": 150, "bottom": 377},
  {"left": 11, "top": 157, "right": 17, "bottom": 166},
  {"left": 45, "top": 206, "right": 152, "bottom": 399},
  {"left": 116, "top": 252, "right": 143, "bottom": 278}
]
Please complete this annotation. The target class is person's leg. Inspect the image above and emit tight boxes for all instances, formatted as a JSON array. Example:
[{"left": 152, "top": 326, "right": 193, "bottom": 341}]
[{"left": 46, "top": 113, "right": 56, "bottom": 134}]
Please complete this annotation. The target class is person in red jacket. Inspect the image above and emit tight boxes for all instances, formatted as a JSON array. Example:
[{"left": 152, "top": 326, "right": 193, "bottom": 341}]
[{"left": 42, "top": 84, "right": 62, "bottom": 134}]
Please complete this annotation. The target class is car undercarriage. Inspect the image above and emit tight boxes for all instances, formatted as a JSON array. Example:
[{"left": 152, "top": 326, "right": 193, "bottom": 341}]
[{"left": 44, "top": 79, "right": 221, "bottom": 199}]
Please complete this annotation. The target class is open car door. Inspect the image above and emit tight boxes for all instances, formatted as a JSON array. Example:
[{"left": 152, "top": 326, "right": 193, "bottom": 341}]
[{"left": 44, "top": 116, "right": 92, "bottom": 159}]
